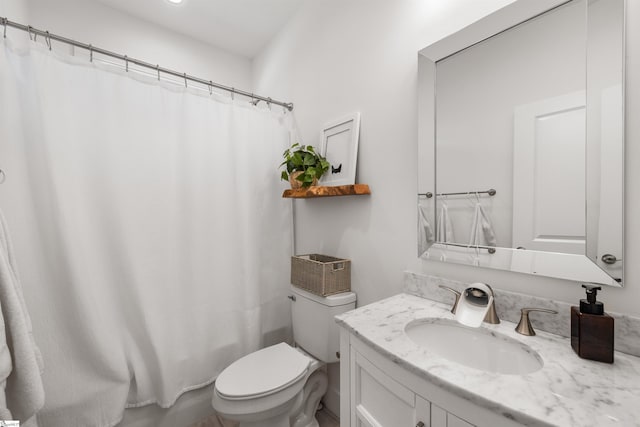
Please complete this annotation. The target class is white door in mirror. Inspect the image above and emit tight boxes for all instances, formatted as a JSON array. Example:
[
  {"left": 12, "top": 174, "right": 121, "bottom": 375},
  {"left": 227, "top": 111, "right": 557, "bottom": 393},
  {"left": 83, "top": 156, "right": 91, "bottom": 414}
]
[{"left": 513, "top": 92, "right": 586, "bottom": 255}]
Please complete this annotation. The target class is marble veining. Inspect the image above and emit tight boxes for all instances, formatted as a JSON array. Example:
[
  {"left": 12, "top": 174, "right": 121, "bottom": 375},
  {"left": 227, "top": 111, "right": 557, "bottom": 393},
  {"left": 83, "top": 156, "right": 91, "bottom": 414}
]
[
  {"left": 336, "top": 293, "right": 640, "bottom": 427},
  {"left": 404, "top": 271, "right": 640, "bottom": 357}
]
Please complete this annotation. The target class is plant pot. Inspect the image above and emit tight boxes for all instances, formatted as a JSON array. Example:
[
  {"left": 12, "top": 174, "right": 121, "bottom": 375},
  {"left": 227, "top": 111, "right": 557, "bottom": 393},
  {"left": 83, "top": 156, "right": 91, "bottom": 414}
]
[{"left": 289, "top": 171, "right": 318, "bottom": 189}]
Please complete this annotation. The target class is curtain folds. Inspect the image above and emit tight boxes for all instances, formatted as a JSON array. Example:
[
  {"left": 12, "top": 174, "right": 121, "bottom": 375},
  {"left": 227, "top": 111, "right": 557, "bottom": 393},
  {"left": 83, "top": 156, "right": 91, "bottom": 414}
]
[{"left": 0, "top": 40, "right": 293, "bottom": 427}]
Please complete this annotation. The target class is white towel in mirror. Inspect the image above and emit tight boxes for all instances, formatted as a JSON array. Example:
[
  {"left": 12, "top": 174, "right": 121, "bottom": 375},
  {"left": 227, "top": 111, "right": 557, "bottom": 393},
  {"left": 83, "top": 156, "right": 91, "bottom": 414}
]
[
  {"left": 418, "top": 202, "right": 434, "bottom": 256},
  {"left": 436, "top": 203, "right": 454, "bottom": 243},
  {"left": 469, "top": 203, "right": 497, "bottom": 247}
]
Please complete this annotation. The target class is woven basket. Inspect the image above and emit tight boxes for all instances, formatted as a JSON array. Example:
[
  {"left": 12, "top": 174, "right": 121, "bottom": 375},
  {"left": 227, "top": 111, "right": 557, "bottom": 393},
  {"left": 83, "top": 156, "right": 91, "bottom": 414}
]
[{"left": 291, "top": 254, "right": 351, "bottom": 296}]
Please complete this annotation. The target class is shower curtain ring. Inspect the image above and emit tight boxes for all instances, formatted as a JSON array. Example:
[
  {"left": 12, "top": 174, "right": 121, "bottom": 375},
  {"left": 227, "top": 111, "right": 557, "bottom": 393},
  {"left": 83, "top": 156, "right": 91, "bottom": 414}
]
[
  {"left": 3, "top": 18, "right": 7, "bottom": 39},
  {"left": 183, "top": 72, "right": 187, "bottom": 88},
  {"left": 124, "top": 55, "right": 129, "bottom": 72},
  {"left": 27, "top": 25, "right": 32, "bottom": 41},
  {"left": 230, "top": 87, "right": 235, "bottom": 100},
  {"left": 156, "top": 64, "right": 160, "bottom": 80},
  {"left": 209, "top": 81, "right": 213, "bottom": 95},
  {"left": 89, "top": 44, "right": 93, "bottom": 62},
  {"left": 45, "top": 31, "right": 51, "bottom": 50},
  {"left": 267, "top": 97, "right": 272, "bottom": 110}
]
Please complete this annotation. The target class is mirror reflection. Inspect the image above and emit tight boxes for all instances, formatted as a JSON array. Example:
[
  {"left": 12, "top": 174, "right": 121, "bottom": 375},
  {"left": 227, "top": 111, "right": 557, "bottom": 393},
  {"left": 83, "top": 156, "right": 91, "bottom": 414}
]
[{"left": 418, "top": 0, "right": 624, "bottom": 286}]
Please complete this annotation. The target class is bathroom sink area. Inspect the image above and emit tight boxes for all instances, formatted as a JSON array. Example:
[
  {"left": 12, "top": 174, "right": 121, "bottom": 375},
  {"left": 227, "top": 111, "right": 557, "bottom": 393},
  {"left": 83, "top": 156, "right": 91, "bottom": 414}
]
[
  {"left": 336, "top": 292, "right": 640, "bottom": 427},
  {"left": 404, "top": 318, "right": 543, "bottom": 375}
]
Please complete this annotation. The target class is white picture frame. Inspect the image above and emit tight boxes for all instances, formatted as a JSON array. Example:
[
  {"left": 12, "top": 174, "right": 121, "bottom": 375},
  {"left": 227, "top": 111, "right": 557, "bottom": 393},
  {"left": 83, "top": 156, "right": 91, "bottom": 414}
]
[{"left": 319, "top": 112, "right": 361, "bottom": 186}]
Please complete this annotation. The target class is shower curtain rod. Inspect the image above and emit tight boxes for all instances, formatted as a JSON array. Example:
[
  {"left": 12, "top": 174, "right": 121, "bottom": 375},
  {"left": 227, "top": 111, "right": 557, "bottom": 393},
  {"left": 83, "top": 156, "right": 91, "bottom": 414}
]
[{"left": 0, "top": 17, "right": 294, "bottom": 111}]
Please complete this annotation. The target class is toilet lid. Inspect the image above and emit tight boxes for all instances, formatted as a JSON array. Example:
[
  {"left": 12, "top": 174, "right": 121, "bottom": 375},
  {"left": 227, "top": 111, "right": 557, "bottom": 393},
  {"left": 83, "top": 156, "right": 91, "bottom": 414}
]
[{"left": 215, "top": 343, "right": 311, "bottom": 400}]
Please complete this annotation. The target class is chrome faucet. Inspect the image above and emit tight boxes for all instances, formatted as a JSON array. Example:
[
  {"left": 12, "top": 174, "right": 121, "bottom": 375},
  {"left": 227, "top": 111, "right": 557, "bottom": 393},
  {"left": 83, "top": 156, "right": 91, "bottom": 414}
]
[
  {"left": 440, "top": 283, "right": 499, "bottom": 324},
  {"left": 483, "top": 284, "right": 500, "bottom": 324}
]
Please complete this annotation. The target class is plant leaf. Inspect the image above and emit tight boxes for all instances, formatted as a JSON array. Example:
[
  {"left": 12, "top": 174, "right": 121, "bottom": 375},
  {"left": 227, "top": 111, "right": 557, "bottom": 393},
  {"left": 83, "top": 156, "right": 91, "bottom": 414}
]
[
  {"left": 291, "top": 152, "right": 303, "bottom": 166},
  {"left": 280, "top": 143, "right": 327, "bottom": 183}
]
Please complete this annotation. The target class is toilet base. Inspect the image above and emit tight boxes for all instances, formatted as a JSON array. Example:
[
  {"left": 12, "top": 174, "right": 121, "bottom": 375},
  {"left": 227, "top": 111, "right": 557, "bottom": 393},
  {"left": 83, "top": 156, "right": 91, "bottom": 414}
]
[
  {"left": 239, "top": 413, "right": 290, "bottom": 427},
  {"left": 222, "top": 391, "right": 302, "bottom": 427},
  {"left": 290, "top": 370, "right": 327, "bottom": 427}
]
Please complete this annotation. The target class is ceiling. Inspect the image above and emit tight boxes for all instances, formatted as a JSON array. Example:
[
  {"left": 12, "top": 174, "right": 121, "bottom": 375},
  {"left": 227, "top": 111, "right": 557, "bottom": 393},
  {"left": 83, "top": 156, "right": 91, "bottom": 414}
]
[{"left": 94, "top": 0, "right": 303, "bottom": 58}]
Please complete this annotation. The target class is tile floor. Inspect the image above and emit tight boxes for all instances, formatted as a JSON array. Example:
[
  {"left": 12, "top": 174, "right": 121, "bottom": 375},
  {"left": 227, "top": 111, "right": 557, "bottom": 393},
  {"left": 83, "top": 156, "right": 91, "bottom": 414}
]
[{"left": 317, "top": 408, "right": 340, "bottom": 427}]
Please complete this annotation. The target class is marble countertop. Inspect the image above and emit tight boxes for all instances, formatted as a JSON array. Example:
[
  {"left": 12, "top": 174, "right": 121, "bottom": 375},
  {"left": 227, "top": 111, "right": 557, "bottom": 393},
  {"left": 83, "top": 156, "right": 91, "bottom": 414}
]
[{"left": 336, "top": 293, "right": 640, "bottom": 427}]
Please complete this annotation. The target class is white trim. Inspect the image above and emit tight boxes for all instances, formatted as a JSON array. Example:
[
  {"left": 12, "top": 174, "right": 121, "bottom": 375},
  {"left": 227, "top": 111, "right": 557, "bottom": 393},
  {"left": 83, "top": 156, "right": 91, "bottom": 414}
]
[{"left": 419, "top": 0, "right": 569, "bottom": 62}]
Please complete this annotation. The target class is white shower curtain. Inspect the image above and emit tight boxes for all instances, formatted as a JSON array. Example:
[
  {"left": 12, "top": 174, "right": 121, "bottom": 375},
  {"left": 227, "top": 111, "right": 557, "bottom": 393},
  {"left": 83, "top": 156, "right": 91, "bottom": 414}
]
[{"left": 0, "top": 40, "right": 293, "bottom": 426}]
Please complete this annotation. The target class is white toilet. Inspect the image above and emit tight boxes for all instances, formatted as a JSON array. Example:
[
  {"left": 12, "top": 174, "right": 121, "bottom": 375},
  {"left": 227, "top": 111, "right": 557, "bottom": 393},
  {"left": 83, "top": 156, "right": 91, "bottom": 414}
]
[{"left": 212, "top": 285, "right": 356, "bottom": 427}]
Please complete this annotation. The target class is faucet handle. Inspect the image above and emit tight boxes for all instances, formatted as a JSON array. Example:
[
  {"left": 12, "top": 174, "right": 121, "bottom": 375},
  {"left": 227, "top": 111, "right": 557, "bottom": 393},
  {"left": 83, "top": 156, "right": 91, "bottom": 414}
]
[
  {"left": 515, "top": 308, "right": 558, "bottom": 336},
  {"left": 439, "top": 285, "right": 461, "bottom": 314}
]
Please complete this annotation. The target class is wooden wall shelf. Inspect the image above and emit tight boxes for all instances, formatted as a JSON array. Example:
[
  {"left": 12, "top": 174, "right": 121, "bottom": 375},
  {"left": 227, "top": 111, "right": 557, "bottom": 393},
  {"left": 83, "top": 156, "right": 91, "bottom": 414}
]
[{"left": 282, "top": 184, "right": 371, "bottom": 199}]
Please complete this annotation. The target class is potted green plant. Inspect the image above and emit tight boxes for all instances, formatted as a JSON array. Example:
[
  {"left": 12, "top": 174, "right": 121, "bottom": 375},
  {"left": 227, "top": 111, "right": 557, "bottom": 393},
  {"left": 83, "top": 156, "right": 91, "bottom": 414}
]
[{"left": 280, "top": 143, "right": 330, "bottom": 188}]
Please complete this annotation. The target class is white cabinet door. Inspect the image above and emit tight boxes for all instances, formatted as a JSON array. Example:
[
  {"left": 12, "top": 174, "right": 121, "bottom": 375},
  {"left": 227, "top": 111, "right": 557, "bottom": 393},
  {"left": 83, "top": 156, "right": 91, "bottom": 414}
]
[
  {"left": 448, "top": 412, "right": 474, "bottom": 427},
  {"left": 351, "top": 349, "right": 432, "bottom": 427},
  {"left": 431, "top": 404, "right": 474, "bottom": 427},
  {"left": 431, "top": 405, "right": 447, "bottom": 427},
  {"left": 416, "top": 395, "right": 431, "bottom": 427}
]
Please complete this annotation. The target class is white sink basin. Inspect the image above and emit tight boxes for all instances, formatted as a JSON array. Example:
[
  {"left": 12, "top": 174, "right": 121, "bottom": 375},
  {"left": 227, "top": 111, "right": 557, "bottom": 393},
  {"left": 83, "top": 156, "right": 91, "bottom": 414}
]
[{"left": 404, "top": 318, "right": 543, "bottom": 375}]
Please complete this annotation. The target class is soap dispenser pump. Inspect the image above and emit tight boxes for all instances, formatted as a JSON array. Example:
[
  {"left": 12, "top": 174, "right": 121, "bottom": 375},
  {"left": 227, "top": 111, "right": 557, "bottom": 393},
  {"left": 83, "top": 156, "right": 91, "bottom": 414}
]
[{"left": 570, "top": 284, "right": 614, "bottom": 363}]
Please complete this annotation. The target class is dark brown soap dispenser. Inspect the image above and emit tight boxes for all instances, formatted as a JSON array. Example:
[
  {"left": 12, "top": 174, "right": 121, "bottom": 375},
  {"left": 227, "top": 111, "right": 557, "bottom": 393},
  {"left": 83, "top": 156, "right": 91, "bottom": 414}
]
[{"left": 570, "top": 284, "right": 614, "bottom": 363}]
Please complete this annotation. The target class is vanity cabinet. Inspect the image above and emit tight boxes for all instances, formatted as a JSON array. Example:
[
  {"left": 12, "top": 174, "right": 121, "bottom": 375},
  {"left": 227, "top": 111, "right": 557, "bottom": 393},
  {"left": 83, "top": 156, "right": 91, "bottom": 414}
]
[
  {"left": 340, "top": 329, "right": 520, "bottom": 427},
  {"left": 350, "top": 347, "right": 431, "bottom": 427}
]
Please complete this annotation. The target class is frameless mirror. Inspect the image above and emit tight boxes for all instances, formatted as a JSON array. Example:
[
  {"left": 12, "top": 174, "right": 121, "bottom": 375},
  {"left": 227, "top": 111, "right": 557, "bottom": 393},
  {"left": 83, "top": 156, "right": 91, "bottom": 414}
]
[{"left": 417, "top": 0, "right": 624, "bottom": 286}]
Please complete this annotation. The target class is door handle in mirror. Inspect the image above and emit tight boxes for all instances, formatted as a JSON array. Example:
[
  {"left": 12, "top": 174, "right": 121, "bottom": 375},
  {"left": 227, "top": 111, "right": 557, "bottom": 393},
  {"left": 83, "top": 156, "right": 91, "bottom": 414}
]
[{"left": 601, "top": 254, "right": 620, "bottom": 264}]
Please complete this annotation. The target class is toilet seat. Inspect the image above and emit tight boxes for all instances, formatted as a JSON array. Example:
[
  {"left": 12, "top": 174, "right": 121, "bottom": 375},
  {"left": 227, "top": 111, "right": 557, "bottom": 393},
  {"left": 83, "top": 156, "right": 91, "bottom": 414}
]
[{"left": 215, "top": 343, "right": 311, "bottom": 400}]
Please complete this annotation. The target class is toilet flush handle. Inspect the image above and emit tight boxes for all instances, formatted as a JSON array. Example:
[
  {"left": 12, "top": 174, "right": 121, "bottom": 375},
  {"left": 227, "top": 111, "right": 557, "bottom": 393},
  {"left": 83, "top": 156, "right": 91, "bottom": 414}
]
[{"left": 287, "top": 295, "right": 296, "bottom": 301}]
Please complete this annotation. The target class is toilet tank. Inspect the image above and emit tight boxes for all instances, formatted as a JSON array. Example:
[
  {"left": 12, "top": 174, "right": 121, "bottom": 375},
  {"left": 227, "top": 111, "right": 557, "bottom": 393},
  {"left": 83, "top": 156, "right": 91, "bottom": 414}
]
[{"left": 290, "top": 285, "right": 356, "bottom": 363}]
